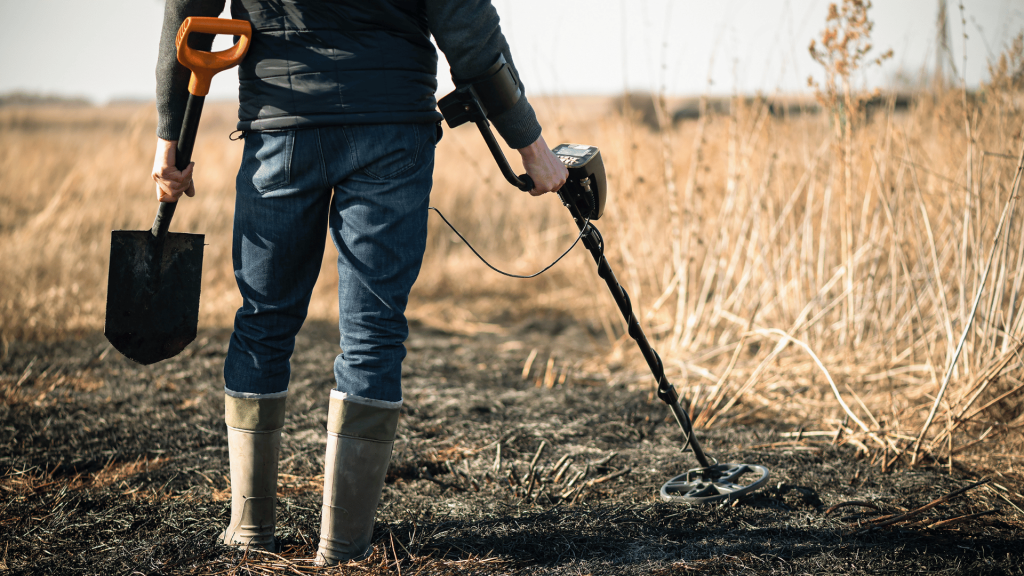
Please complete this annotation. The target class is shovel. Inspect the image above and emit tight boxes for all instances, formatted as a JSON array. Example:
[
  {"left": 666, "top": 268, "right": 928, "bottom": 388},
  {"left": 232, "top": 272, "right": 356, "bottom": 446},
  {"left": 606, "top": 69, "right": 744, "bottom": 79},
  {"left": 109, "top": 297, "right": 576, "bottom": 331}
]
[{"left": 104, "top": 17, "right": 251, "bottom": 365}]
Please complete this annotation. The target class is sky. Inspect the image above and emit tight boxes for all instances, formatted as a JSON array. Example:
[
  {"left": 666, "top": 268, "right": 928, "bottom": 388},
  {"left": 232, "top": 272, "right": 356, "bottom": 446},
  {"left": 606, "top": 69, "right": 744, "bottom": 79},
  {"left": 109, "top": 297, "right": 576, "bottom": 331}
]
[{"left": 1, "top": 0, "right": 1022, "bottom": 103}]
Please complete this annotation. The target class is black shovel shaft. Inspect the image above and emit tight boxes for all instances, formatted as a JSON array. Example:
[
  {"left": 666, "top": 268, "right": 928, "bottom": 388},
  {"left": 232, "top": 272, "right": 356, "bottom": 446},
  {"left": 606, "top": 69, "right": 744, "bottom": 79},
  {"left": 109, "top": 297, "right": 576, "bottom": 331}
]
[
  {"left": 175, "top": 93, "right": 205, "bottom": 170},
  {"left": 562, "top": 196, "right": 712, "bottom": 470},
  {"left": 151, "top": 93, "right": 206, "bottom": 240}
]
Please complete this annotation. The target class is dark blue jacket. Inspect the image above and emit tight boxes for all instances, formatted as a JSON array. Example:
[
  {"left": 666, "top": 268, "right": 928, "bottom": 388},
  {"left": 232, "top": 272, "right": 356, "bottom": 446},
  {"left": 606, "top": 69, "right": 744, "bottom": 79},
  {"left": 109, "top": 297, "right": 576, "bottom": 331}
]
[
  {"left": 232, "top": 0, "right": 442, "bottom": 131},
  {"left": 156, "top": 0, "right": 542, "bottom": 148}
]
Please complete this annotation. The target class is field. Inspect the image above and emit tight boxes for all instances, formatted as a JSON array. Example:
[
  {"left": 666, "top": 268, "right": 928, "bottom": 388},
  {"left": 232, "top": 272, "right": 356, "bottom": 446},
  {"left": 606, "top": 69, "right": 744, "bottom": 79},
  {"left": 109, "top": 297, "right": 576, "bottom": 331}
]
[{"left": 2, "top": 42, "right": 1024, "bottom": 573}]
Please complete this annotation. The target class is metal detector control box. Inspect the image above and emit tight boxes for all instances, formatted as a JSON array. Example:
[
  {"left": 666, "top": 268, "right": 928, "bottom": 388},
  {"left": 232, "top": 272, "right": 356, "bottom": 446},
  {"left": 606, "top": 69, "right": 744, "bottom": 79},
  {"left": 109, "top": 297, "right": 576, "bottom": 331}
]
[{"left": 552, "top": 143, "right": 606, "bottom": 221}]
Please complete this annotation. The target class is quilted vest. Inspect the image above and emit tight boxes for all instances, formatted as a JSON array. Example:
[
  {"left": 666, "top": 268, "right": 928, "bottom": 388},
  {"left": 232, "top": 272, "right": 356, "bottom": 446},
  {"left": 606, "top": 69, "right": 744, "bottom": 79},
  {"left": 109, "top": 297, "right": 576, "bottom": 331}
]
[{"left": 231, "top": 0, "right": 443, "bottom": 131}]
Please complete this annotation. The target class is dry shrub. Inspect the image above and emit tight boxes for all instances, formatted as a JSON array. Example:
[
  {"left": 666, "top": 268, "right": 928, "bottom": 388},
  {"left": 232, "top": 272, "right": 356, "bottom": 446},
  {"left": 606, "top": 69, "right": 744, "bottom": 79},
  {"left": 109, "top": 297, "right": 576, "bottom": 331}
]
[{"left": 2, "top": 31, "right": 1024, "bottom": 466}]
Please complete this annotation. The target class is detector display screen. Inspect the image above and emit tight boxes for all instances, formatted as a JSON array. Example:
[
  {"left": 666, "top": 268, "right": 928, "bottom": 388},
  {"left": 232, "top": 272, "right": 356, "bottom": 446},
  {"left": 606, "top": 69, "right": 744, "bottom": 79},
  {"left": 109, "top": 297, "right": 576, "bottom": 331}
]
[{"left": 559, "top": 147, "right": 590, "bottom": 157}]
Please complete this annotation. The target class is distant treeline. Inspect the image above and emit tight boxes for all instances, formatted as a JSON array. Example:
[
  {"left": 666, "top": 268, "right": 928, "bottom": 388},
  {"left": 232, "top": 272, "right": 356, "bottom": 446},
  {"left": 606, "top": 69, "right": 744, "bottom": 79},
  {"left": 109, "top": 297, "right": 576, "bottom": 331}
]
[
  {"left": 614, "top": 92, "right": 916, "bottom": 129},
  {"left": 0, "top": 92, "right": 92, "bottom": 108}
]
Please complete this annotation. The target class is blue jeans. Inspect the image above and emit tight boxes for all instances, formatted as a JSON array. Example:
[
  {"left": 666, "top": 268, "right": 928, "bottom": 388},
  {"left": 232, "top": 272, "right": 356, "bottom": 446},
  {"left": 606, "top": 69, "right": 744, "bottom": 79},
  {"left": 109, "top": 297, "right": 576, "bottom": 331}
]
[{"left": 223, "top": 123, "right": 436, "bottom": 402}]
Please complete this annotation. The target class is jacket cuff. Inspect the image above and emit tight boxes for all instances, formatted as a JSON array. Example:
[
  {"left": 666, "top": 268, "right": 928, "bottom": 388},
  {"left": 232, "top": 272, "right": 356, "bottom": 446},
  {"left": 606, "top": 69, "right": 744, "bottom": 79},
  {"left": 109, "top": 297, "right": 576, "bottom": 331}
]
[{"left": 490, "top": 96, "right": 542, "bottom": 150}]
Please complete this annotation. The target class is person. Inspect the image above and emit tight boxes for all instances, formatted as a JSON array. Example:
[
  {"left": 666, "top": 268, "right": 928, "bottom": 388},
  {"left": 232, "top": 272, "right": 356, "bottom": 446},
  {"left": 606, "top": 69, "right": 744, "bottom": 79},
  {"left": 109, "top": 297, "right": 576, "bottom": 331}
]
[{"left": 152, "top": 0, "right": 568, "bottom": 565}]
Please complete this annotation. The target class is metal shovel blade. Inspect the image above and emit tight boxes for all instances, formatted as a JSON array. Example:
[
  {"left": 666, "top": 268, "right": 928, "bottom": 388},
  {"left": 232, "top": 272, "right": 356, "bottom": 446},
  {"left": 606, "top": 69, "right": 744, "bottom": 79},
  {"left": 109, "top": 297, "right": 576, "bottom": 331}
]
[{"left": 104, "top": 230, "right": 204, "bottom": 365}]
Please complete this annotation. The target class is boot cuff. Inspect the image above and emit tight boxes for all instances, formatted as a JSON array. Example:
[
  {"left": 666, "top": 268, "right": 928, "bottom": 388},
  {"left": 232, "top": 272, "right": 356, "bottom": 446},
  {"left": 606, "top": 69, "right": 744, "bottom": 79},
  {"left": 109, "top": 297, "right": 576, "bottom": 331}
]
[
  {"left": 225, "top": 394, "right": 287, "bottom": 431},
  {"left": 327, "top": 391, "right": 401, "bottom": 441}
]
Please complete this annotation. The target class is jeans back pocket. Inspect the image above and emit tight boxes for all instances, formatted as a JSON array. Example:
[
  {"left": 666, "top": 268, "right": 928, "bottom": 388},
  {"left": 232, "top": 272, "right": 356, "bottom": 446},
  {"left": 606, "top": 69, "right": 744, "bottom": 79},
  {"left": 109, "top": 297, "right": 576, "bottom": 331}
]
[
  {"left": 246, "top": 131, "right": 295, "bottom": 194},
  {"left": 351, "top": 123, "right": 431, "bottom": 181}
]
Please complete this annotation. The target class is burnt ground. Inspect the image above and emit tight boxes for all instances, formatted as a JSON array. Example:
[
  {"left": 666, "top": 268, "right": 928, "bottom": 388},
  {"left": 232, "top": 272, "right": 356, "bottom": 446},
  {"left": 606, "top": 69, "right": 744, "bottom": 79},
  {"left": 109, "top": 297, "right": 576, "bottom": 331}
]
[{"left": 1, "top": 317, "right": 1023, "bottom": 575}]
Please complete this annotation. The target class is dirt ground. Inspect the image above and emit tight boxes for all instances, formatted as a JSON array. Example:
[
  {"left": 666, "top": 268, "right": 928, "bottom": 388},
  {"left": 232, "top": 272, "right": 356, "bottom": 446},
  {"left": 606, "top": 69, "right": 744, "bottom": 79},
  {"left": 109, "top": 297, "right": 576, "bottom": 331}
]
[{"left": 2, "top": 317, "right": 1023, "bottom": 575}]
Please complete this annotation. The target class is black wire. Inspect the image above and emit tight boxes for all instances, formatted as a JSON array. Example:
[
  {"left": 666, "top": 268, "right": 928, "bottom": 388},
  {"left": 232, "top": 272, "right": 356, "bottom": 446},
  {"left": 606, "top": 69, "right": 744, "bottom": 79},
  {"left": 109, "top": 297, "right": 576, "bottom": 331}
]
[
  {"left": 428, "top": 206, "right": 590, "bottom": 279},
  {"left": 431, "top": 204, "right": 718, "bottom": 470}
]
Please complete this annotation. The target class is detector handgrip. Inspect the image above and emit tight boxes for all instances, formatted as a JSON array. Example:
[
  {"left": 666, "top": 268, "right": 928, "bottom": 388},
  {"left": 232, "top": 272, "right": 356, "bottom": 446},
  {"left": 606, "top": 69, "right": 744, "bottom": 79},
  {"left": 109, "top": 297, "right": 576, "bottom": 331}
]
[
  {"left": 175, "top": 17, "right": 252, "bottom": 97},
  {"left": 472, "top": 109, "right": 536, "bottom": 192},
  {"left": 440, "top": 86, "right": 537, "bottom": 192}
]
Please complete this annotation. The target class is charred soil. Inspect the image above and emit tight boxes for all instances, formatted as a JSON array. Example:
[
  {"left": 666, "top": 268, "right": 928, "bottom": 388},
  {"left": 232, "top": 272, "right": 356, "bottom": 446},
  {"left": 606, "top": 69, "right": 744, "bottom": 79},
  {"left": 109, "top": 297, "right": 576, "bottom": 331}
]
[{"left": 2, "top": 319, "right": 1022, "bottom": 575}]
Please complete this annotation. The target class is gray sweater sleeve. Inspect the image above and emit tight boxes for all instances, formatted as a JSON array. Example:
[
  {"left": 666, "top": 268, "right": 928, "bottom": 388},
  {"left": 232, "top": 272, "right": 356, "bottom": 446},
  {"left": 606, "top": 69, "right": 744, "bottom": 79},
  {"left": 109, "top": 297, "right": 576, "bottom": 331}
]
[
  {"left": 425, "top": 0, "right": 542, "bottom": 149},
  {"left": 155, "top": 0, "right": 227, "bottom": 140}
]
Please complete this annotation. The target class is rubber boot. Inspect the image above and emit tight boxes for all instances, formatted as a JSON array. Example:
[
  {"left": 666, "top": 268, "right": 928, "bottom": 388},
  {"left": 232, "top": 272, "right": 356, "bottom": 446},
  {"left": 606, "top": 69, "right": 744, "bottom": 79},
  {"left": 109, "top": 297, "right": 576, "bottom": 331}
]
[
  {"left": 315, "top": 391, "right": 401, "bottom": 565},
  {"left": 221, "top": 393, "right": 286, "bottom": 551}
]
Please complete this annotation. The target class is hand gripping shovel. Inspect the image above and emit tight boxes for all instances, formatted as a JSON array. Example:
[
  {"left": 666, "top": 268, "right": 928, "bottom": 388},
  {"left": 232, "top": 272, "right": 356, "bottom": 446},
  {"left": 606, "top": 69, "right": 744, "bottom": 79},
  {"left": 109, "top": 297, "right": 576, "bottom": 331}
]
[{"left": 104, "top": 17, "right": 251, "bottom": 365}]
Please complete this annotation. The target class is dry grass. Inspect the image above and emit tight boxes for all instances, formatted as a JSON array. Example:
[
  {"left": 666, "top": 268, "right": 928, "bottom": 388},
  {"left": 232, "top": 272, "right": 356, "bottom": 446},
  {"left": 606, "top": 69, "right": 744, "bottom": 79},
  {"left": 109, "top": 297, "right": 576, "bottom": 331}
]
[
  {"left": 2, "top": 38, "right": 1024, "bottom": 472},
  {"left": 0, "top": 456, "right": 169, "bottom": 498}
]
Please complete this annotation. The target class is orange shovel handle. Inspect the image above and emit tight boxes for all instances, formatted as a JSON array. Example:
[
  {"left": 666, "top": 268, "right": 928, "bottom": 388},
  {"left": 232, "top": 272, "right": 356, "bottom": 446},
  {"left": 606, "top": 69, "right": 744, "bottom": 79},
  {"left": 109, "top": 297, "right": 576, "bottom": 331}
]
[{"left": 175, "top": 17, "right": 252, "bottom": 97}]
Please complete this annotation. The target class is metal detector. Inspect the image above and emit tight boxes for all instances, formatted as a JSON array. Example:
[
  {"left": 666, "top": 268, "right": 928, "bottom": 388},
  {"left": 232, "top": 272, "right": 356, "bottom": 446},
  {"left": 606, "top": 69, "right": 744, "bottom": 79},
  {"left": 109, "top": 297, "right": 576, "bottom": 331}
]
[{"left": 438, "top": 85, "right": 770, "bottom": 504}]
